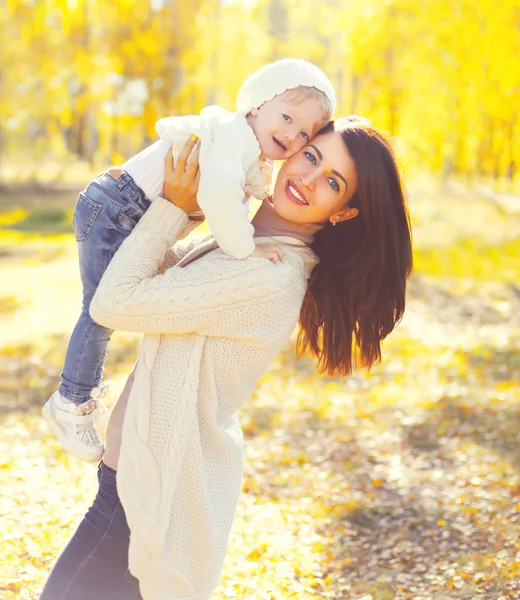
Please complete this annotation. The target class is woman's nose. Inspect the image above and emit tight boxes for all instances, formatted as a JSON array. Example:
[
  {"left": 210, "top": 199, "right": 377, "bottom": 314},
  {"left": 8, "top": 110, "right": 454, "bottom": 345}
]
[{"left": 301, "top": 172, "right": 317, "bottom": 190}]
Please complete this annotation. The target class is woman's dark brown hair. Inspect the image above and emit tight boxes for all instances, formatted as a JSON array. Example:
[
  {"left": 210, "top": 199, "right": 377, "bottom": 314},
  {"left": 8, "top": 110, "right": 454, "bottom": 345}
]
[{"left": 297, "top": 116, "right": 413, "bottom": 376}]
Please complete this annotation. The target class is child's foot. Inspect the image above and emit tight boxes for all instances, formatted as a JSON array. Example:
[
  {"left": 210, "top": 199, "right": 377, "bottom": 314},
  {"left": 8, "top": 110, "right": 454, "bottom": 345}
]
[{"left": 42, "top": 391, "right": 105, "bottom": 462}]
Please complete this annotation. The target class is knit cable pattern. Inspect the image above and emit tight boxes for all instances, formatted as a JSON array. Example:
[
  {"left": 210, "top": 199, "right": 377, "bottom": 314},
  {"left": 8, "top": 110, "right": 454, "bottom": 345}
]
[
  {"left": 90, "top": 200, "right": 308, "bottom": 337},
  {"left": 90, "top": 198, "right": 318, "bottom": 599}
]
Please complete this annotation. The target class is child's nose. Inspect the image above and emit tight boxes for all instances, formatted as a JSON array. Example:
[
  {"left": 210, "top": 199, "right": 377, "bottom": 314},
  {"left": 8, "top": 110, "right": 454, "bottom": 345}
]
[{"left": 284, "top": 126, "right": 298, "bottom": 142}]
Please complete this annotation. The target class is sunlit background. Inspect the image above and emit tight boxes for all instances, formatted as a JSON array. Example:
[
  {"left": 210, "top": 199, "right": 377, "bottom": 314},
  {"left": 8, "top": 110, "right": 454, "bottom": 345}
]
[
  {"left": 2, "top": 0, "right": 519, "bottom": 184},
  {"left": 1, "top": 2, "right": 520, "bottom": 599}
]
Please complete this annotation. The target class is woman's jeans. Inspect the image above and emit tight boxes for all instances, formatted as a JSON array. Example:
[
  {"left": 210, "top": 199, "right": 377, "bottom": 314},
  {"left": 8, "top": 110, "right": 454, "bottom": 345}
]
[
  {"left": 58, "top": 172, "right": 150, "bottom": 404},
  {"left": 40, "top": 462, "right": 142, "bottom": 600}
]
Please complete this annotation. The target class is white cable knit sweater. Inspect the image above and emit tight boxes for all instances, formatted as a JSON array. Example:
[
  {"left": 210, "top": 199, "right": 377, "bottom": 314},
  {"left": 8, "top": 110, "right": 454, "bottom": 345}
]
[{"left": 90, "top": 198, "right": 318, "bottom": 600}]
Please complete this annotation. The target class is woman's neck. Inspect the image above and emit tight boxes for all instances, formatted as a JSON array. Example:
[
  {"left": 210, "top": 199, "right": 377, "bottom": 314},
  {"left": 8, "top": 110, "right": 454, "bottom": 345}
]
[{"left": 252, "top": 197, "right": 322, "bottom": 246}]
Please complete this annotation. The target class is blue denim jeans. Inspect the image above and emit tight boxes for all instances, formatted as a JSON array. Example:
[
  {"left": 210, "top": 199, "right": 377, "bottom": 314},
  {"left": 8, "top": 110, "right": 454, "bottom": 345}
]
[
  {"left": 58, "top": 172, "right": 150, "bottom": 404},
  {"left": 40, "top": 462, "right": 142, "bottom": 600}
]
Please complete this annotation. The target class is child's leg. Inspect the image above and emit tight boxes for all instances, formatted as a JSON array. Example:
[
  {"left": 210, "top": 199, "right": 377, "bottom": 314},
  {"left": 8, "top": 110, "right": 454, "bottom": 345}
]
[
  {"left": 58, "top": 200, "right": 118, "bottom": 405},
  {"left": 44, "top": 171, "right": 151, "bottom": 461},
  {"left": 60, "top": 171, "right": 151, "bottom": 403}
]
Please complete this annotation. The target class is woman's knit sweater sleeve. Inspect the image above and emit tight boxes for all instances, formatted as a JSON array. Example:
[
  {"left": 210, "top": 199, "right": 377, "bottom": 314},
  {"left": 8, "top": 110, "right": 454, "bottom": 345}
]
[
  {"left": 156, "top": 219, "right": 204, "bottom": 274},
  {"left": 90, "top": 197, "right": 301, "bottom": 336},
  {"left": 156, "top": 230, "right": 213, "bottom": 275}
]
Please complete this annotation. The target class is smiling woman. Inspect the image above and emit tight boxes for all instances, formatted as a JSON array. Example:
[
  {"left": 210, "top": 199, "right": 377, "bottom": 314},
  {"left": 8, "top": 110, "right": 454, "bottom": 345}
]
[
  {"left": 272, "top": 123, "right": 359, "bottom": 223},
  {"left": 295, "top": 117, "right": 413, "bottom": 375},
  {"left": 40, "top": 115, "right": 412, "bottom": 600}
]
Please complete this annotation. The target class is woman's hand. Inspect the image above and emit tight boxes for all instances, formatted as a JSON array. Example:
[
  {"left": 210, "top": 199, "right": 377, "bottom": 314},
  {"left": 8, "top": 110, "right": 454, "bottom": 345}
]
[{"left": 162, "top": 136, "right": 202, "bottom": 217}]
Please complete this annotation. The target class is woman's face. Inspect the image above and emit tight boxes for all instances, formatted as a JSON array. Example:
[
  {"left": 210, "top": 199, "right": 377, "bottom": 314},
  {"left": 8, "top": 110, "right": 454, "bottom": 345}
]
[{"left": 271, "top": 128, "right": 358, "bottom": 225}]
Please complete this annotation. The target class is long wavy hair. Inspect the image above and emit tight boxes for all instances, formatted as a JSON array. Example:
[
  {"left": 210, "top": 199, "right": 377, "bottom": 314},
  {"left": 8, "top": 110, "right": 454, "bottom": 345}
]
[{"left": 297, "top": 116, "right": 413, "bottom": 376}]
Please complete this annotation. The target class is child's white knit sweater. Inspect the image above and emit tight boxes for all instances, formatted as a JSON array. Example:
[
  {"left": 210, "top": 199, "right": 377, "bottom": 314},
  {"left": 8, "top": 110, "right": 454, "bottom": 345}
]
[
  {"left": 90, "top": 198, "right": 318, "bottom": 600},
  {"left": 123, "top": 106, "right": 273, "bottom": 259}
]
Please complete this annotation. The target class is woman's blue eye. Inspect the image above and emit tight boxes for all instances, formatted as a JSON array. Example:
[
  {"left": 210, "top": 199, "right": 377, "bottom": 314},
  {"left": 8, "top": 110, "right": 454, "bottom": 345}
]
[
  {"left": 301, "top": 132, "right": 309, "bottom": 139},
  {"left": 328, "top": 178, "right": 340, "bottom": 191},
  {"left": 283, "top": 114, "right": 291, "bottom": 122},
  {"left": 304, "top": 151, "right": 316, "bottom": 165}
]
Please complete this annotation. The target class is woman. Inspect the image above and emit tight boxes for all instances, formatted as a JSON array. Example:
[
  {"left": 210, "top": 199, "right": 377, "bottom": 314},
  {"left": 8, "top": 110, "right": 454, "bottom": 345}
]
[{"left": 40, "top": 116, "right": 413, "bottom": 600}]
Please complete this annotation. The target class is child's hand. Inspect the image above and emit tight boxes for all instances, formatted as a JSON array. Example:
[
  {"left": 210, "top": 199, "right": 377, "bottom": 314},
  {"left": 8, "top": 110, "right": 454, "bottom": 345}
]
[{"left": 251, "top": 243, "right": 283, "bottom": 264}]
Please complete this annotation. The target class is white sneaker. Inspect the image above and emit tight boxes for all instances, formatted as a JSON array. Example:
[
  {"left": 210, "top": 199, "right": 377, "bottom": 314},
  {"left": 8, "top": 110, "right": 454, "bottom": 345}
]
[{"left": 42, "top": 390, "right": 107, "bottom": 462}]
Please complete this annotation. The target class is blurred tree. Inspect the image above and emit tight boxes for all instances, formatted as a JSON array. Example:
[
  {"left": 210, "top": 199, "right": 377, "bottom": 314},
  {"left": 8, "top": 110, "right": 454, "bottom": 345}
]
[{"left": 0, "top": 0, "right": 518, "bottom": 184}]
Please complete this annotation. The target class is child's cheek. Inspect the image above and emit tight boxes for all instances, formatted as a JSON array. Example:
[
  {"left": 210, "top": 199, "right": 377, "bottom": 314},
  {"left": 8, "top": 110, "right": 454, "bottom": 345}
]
[{"left": 296, "top": 138, "right": 307, "bottom": 152}]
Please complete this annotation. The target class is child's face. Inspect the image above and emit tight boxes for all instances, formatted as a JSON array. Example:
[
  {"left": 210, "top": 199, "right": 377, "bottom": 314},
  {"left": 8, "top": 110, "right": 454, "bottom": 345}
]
[{"left": 249, "top": 95, "right": 328, "bottom": 161}]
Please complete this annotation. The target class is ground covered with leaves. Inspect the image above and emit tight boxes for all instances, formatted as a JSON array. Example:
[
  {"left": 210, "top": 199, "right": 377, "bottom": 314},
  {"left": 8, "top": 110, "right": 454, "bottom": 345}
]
[{"left": 1, "top": 184, "right": 519, "bottom": 599}]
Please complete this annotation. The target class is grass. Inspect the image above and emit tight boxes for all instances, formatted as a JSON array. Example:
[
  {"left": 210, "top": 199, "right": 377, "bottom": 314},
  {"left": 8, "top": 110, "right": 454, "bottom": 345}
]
[{"left": 1, "top": 182, "right": 520, "bottom": 599}]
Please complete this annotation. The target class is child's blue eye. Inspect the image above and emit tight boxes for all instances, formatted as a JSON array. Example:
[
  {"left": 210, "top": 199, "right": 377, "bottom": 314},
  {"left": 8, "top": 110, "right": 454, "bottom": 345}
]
[
  {"left": 328, "top": 178, "right": 340, "bottom": 192},
  {"left": 301, "top": 132, "right": 309, "bottom": 140},
  {"left": 283, "top": 114, "right": 291, "bottom": 122},
  {"left": 304, "top": 151, "right": 316, "bottom": 165}
]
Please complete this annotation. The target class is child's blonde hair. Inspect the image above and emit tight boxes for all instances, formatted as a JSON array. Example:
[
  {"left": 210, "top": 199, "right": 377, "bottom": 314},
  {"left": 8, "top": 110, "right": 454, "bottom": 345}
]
[{"left": 279, "top": 86, "right": 333, "bottom": 121}]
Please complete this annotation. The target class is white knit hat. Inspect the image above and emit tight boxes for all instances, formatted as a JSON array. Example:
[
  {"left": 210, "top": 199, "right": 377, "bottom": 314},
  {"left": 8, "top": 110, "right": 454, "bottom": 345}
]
[{"left": 236, "top": 58, "right": 336, "bottom": 115}]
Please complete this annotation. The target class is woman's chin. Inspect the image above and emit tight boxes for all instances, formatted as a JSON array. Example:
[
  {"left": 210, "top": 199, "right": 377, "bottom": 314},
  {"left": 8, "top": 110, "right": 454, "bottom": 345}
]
[{"left": 271, "top": 196, "right": 306, "bottom": 223}]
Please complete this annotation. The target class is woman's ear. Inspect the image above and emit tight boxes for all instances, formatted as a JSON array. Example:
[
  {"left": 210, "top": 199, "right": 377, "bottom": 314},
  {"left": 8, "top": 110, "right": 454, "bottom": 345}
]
[{"left": 330, "top": 206, "right": 359, "bottom": 225}]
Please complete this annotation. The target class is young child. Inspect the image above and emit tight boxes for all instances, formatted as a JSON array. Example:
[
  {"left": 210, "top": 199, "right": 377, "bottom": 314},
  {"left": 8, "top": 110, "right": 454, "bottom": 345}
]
[{"left": 42, "top": 58, "right": 336, "bottom": 462}]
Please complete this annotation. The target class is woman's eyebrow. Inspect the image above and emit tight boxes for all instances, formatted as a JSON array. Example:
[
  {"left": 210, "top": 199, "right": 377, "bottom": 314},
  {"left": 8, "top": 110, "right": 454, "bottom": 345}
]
[
  {"left": 332, "top": 170, "right": 348, "bottom": 190},
  {"left": 309, "top": 144, "right": 348, "bottom": 190},
  {"left": 308, "top": 144, "right": 323, "bottom": 159}
]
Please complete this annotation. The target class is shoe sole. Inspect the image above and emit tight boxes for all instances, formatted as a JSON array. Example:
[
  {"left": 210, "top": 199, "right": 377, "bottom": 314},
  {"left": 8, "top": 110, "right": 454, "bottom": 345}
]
[{"left": 42, "top": 402, "right": 103, "bottom": 463}]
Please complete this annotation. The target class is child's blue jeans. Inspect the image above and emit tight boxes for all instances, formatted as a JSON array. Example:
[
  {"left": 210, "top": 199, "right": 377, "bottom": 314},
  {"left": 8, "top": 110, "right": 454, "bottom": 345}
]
[
  {"left": 58, "top": 172, "right": 151, "bottom": 405},
  {"left": 40, "top": 462, "right": 142, "bottom": 599}
]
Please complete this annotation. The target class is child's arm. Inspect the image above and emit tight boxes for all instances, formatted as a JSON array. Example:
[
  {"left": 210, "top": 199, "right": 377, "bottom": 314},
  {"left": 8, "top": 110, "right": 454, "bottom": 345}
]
[
  {"left": 155, "top": 115, "right": 201, "bottom": 140},
  {"left": 195, "top": 116, "right": 259, "bottom": 259},
  {"left": 196, "top": 154, "right": 256, "bottom": 259}
]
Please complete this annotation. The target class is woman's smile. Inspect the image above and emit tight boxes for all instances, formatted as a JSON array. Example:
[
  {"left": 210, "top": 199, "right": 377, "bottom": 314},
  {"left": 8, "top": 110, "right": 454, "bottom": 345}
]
[{"left": 285, "top": 180, "right": 308, "bottom": 205}]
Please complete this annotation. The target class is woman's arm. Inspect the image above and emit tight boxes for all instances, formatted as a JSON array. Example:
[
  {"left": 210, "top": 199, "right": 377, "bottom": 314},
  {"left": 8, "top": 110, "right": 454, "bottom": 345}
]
[
  {"left": 89, "top": 197, "right": 301, "bottom": 336},
  {"left": 90, "top": 138, "right": 304, "bottom": 337},
  {"left": 156, "top": 138, "right": 204, "bottom": 273},
  {"left": 156, "top": 237, "right": 200, "bottom": 275}
]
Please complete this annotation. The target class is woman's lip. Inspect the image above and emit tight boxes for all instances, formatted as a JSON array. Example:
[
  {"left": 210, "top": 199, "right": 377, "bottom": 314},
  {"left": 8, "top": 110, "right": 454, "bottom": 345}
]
[{"left": 285, "top": 180, "right": 308, "bottom": 206}]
